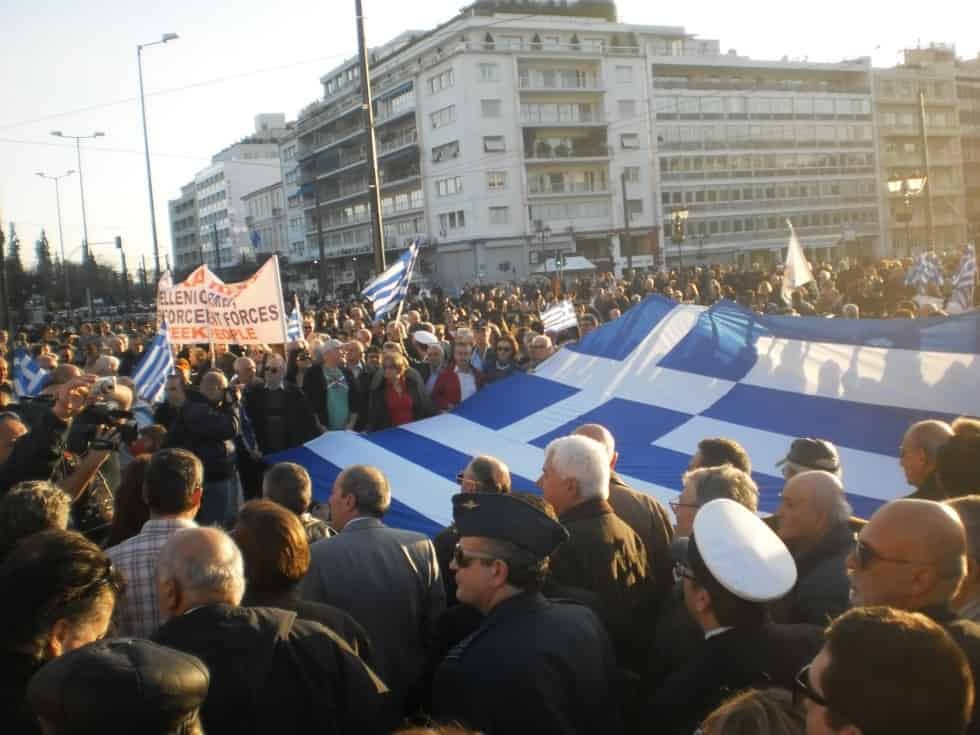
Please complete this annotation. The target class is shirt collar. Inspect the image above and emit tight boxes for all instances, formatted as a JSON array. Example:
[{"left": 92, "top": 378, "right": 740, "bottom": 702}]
[{"left": 704, "top": 626, "right": 735, "bottom": 640}]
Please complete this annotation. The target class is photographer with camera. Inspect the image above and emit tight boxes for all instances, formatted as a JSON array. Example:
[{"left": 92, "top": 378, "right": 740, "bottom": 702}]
[
  {"left": 0, "top": 377, "right": 93, "bottom": 498},
  {"left": 166, "top": 370, "right": 242, "bottom": 527}
]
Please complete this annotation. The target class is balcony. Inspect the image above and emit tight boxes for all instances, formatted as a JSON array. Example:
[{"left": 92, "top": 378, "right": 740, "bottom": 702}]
[
  {"left": 375, "top": 94, "right": 416, "bottom": 126},
  {"left": 299, "top": 125, "right": 365, "bottom": 161},
  {"left": 518, "top": 74, "right": 603, "bottom": 92},
  {"left": 528, "top": 182, "right": 610, "bottom": 197},
  {"left": 524, "top": 140, "right": 611, "bottom": 162},
  {"left": 378, "top": 128, "right": 419, "bottom": 158},
  {"left": 520, "top": 109, "right": 605, "bottom": 127}
]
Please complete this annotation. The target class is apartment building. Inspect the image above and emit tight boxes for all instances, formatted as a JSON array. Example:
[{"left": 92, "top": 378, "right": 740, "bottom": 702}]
[
  {"left": 242, "top": 181, "right": 287, "bottom": 257},
  {"left": 958, "top": 55, "right": 980, "bottom": 239},
  {"left": 651, "top": 51, "right": 880, "bottom": 266},
  {"left": 873, "top": 45, "right": 968, "bottom": 254},
  {"left": 168, "top": 115, "right": 287, "bottom": 272}
]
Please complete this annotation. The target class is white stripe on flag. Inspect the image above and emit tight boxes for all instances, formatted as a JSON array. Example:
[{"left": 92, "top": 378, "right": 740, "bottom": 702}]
[
  {"left": 540, "top": 301, "right": 577, "bottom": 333},
  {"left": 133, "top": 326, "right": 174, "bottom": 404},
  {"left": 361, "top": 243, "right": 418, "bottom": 319}
]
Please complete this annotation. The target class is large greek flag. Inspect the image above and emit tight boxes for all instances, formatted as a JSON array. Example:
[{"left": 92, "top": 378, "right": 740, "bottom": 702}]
[
  {"left": 361, "top": 243, "right": 418, "bottom": 320},
  {"left": 270, "top": 297, "right": 980, "bottom": 535},
  {"left": 132, "top": 322, "right": 175, "bottom": 405}
]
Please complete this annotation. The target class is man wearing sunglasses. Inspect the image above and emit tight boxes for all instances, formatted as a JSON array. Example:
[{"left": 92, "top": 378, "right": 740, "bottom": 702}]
[
  {"left": 796, "top": 607, "right": 972, "bottom": 735},
  {"left": 650, "top": 499, "right": 822, "bottom": 735},
  {"left": 432, "top": 492, "right": 623, "bottom": 735},
  {"left": 847, "top": 498, "right": 980, "bottom": 733}
]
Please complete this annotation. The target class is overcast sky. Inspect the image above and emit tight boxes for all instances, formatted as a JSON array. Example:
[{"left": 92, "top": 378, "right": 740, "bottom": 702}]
[{"left": 1, "top": 0, "right": 976, "bottom": 272}]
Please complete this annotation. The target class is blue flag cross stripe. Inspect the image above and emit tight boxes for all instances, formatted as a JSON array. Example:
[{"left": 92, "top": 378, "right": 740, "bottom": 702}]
[{"left": 262, "top": 298, "right": 979, "bottom": 537}]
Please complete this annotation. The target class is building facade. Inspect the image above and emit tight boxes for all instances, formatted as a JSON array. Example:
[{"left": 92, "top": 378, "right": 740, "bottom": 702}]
[
  {"left": 168, "top": 115, "right": 287, "bottom": 273},
  {"left": 242, "top": 181, "right": 287, "bottom": 257},
  {"left": 873, "top": 45, "right": 968, "bottom": 255},
  {"left": 957, "top": 55, "right": 980, "bottom": 240}
]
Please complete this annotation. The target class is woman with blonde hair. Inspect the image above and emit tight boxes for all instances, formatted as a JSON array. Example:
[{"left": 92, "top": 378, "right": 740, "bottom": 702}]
[
  {"left": 698, "top": 688, "right": 804, "bottom": 735},
  {"left": 367, "top": 351, "right": 432, "bottom": 430}
]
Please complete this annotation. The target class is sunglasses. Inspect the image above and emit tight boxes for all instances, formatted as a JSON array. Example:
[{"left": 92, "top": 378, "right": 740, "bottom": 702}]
[
  {"left": 452, "top": 543, "right": 497, "bottom": 569},
  {"left": 793, "top": 664, "right": 830, "bottom": 708},
  {"left": 853, "top": 538, "right": 919, "bottom": 570},
  {"left": 668, "top": 500, "right": 701, "bottom": 514}
]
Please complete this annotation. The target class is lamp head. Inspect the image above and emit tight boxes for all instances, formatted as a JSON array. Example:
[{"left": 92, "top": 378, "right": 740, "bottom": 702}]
[
  {"left": 93, "top": 132, "right": 105, "bottom": 138},
  {"left": 162, "top": 33, "right": 179, "bottom": 42},
  {"left": 887, "top": 178, "right": 904, "bottom": 195},
  {"left": 50, "top": 131, "right": 63, "bottom": 137},
  {"left": 36, "top": 172, "right": 45, "bottom": 178},
  {"left": 66, "top": 169, "right": 76, "bottom": 176},
  {"left": 907, "top": 175, "right": 927, "bottom": 194}
]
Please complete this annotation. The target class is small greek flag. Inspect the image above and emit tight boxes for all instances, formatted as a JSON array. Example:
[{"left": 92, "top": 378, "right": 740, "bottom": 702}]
[
  {"left": 12, "top": 348, "right": 50, "bottom": 398},
  {"left": 286, "top": 295, "right": 302, "bottom": 342},
  {"left": 362, "top": 242, "right": 419, "bottom": 321},
  {"left": 132, "top": 322, "right": 175, "bottom": 404},
  {"left": 905, "top": 251, "right": 944, "bottom": 294},
  {"left": 540, "top": 300, "right": 578, "bottom": 333},
  {"left": 950, "top": 245, "right": 977, "bottom": 312}
]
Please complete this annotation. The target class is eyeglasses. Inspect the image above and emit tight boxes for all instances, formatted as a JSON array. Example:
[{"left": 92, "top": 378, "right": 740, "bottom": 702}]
[
  {"left": 672, "top": 561, "right": 697, "bottom": 584},
  {"left": 669, "top": 500, "right": 701, "bottom": 514},
  {"left": 793, "top": 664, "right": 830, "bottom": 708},
  {"left": 853, "top": 538, "right": 920, "bottom": 570},
  {"left": 452, "top": 544, "right": 497, "bottom": 569}
]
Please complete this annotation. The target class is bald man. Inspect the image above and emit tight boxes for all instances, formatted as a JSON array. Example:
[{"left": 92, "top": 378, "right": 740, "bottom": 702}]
[
  {"left": 166, "top": 370, "right": 242, "bottom": 526},
  {"left": 771, "top": 471, "right": 854, "bottom": 625},
  {"left": 154, "top": 527, "right": 390, "bottom": 735},
  {"left": 901, "top": 420, "right": 955, "bottom": 500},
  {"left": 848, "top": 498, "right": 980, "bottom": 735},
  {"left": 574, "top": 423, "right": 674, "bottom": 600}
]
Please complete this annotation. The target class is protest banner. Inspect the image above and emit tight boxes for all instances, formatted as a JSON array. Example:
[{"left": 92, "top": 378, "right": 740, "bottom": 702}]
[{"left": 156, "top": 258, "right": 288, "bottom": 345}]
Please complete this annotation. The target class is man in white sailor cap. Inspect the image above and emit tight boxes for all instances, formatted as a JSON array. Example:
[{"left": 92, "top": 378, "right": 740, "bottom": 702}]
[{"left": 648, "top": 499, "right": 824, "bottom": 735}]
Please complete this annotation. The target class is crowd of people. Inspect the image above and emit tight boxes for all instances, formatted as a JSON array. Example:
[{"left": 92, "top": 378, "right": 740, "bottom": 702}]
[{"left": 0, "top": 256, "right": 977, "bottom": 735}]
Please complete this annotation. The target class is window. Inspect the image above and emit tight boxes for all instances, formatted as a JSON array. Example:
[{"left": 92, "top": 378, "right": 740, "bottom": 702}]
[
  {"left": 439, "top": 210, "right": 466, "bottom": 231},
  {"left": 615, "top": 65, "right": 634, "bottom": 84},
  {"left": 435, "top": 176, "right": 463, "bottom": 197},
  {"left": 489, "top": 206, "right": 510, "bottom": 225},
  {"left": 430, "top": 105, "right": 456, "bottom": 129},
  {"left": 478, "top": 63, "right": 499, "bottom": 82},
  {"left": 618, "top": 99, "right": 637, "bottom": 119},
  {"left": 483, "top": 135, "right": 506, "bottom": 153},
  {"left": 620, "top": 133, "right": 640, "bottom": 149},
  {"left": 481, "top": 99, "right": 503, "bottom": 118},
  {"left": 432, "top": 140, "right": 460, "bottom": 163},
  {"left": 427, "top": 69, "right": 455, "bottom": 94},
  {"left": 626, "top": 199, "right": 643, "bottom": 219},
  {"left": 623, "top": 166, "right": 640, "bottom": 183},
  {"left": 486, "top": 171, "right": 507, "bottom": 190},
  {"left": 500, "top": 35, "right": 523, "bottom": 50}
]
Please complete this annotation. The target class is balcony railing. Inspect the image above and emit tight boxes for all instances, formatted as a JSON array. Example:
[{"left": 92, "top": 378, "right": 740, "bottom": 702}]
[
  {"left": 520, "top": 110, "right": 605, "bottom": 125},
  {"left": 525, "top": 143, "right": 611, "bottom": 160},
  {"left": 518, "top": 75, "right": 602, "bottom": 91},
  {"left": 376, "top": 95, "right": 416, "bottom": 124},
  {"left": 528, "top": 182, "right": 610, "bottom": 196},
  {"left": 378, "top": 129, "right": 419, "bottom": 156}
]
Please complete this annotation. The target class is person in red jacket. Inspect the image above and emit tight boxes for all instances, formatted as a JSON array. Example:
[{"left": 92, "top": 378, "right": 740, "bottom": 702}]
[{"left": 432, "top": 343, "right": 485, "bottom": 412}]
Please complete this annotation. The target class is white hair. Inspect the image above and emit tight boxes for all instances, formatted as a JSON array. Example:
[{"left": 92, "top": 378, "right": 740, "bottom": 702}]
[
  {"left": 574, "top": 424, "right": 615, "bottom": 463},
  {"left": 157, "top": 527, "right": 246, "bottom": 605},
  {"left": 546, "top": 435, "right": 610, "bottom": 501}
]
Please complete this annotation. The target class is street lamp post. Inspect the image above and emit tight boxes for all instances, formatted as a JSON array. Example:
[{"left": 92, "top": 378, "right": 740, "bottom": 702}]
[
  {"left": 138, "top": 33, "right": 179, "bottom": 285},
  {"left": 671, "top": 207, "right": 689, "bottom": 270},
  {"left": 887, "top": 173, "right": 927, "bottom": 256},
  {"left": 51, "top": 130, "right": 104, "bottom": 314},
  {"left": 35, "top": 170, "right": 76, "bottom": 314}
]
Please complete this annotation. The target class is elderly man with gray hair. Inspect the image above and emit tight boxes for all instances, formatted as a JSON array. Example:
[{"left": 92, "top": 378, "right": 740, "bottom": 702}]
[
  {"left": 302, "top": 339, "right": 359, "bottom": 432},
  {"left": 537, "top": 435, "right": 658, "bottom": 678},
  {"left": 772, "top": 470, "right": 855, "bottom": 625},
  {"left": 901, "top": 419, "right": 956, "bottom": 500},
  {"left": 154, "top": 526, "right": 390, "bottom": 735},
  {"left": 0, "top": 480, "right": 71, "bottom": 557}
]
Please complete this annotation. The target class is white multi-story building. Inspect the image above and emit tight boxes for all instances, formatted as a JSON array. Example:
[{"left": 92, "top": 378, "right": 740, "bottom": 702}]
[
  {"left": 242, "top": 181, "right": 287, "bottom": 256},
  {"left": 652, "top": 52, "right": 880, "bottom": 265},
  {"left": 168, "top": 115, "right": 287, "bottom": 272}
]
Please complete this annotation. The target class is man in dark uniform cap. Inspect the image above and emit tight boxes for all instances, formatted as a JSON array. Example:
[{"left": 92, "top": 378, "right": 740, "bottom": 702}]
[
  {"left": 27, "top": 638, "right": 209, "bottom": 735},
  {"left": 432, "top": 492, "right": 624, "bottom": 735},
  {"left": 649, "top": 499, "right": 823, "bottom": 735}
]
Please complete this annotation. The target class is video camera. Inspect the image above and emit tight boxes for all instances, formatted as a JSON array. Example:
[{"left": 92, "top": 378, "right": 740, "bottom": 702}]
[{"left": 67, "top": 402, "right": 139, "bottom": 453}]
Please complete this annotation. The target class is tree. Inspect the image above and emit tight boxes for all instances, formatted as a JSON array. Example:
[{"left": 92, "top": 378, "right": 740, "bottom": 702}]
[
  {"left": 5, "top": 223, "right": 26, "bottom": 307},
  {"left": 35, "top": 229, "right": 54, "bottom": 296}
]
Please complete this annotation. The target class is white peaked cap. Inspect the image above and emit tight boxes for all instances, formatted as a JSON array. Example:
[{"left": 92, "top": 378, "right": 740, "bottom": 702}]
[{"left": 692, "top": 499, "right": 797, "bottom": 602}]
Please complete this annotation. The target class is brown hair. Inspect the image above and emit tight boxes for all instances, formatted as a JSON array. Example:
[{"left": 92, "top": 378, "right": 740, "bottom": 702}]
[
  {"left": 231, "top": 500, "right": 310, "bottom": 602},
  {"left": 701, "top": 688, "right": 804, "bottom": 735}
]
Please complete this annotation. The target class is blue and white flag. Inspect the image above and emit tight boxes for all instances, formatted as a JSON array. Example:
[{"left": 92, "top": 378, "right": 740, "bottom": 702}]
[
  {"left": 268, "top": 297, "right": 980, "bottom": 536},
  {"left": 361, "top": 243, "right": 419, "bottom": 321},
  {"left": 132, "top": 322, "right": 175, "bottom": 405},
  {"left": 905, "top": 251, "right": 944, "bottom": 294},
  {"left": 540, "top": 301, "right": 577, "bottom": 333},
  {"left": 286, "top": 295, "right": 302, "bottom": 342},
  {"left": 949, "top": 245, "right": 977, "bottom": 312},
  {"left": 12, "top": 348, "right": 50, "bottom": 398}
]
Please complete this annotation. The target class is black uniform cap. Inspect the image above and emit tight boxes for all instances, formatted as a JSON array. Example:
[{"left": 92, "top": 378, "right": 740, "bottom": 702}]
[
  {"left": 452, "top": 492, "right": 569, "bottom": 559},
  {"left": 27, "top": 638, "right": 209, "bottom": 730}
]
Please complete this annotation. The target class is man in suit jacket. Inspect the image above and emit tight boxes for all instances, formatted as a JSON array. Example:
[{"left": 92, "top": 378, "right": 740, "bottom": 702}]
[{"left": 302, "top": 464, "right": 446, "bottom": 716}]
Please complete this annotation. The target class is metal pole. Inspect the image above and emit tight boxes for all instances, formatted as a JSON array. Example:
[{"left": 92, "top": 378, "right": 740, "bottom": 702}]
[
  {"left": 0, "top": 226, "right": 9, "bottom": 333},
  {"left": 918, "top": 89, "right": 935, "bottom": 250},
  {"left": 212, "top": 222, "right": 220, "bottom": 271},
  {"left": 315, "top": 186, "right": 327, "bottom": 296},
  {"left": 51, "top": 177, "right": 72, "bottom": 314},
  {"left": 117, "top": 237, "right": 130, "bottom": 311},
  {"left": 138, "top": 45, "right": 162, "bottom": 283},
  {"left": 73, "top": 137, "right": 94, "bottom": 315},
  {"left": 621, "top": 169, "right": 632, "bottom": 272},
  {"left": 355, "top": 0, "right": 386, "bottom": 273}
]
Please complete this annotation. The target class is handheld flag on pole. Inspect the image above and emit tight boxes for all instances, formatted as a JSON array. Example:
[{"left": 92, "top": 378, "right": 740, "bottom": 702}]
[
  {"left": 904, "top": 251, "right": 944, "bottom": 294},
  {"left": 949, "top": 244, "right": 977, "bottom": 312},
  {"left": 539, "top": 301, "right": 578, "bottom": 334},
  {"left": 286, "top": 295, "right": 302, "bottom": 342},
  {"left": 361, "top": 242, "right": 419, "bottom": 321},
  {"left": 12, "top": 348, "right": 50, "bottom": 398},
  {"left": 781, "top": 220, "right": 815, "bottom": 306},
  {"left": 132, "top": 322, "right": 175, "bottom": 405}
]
